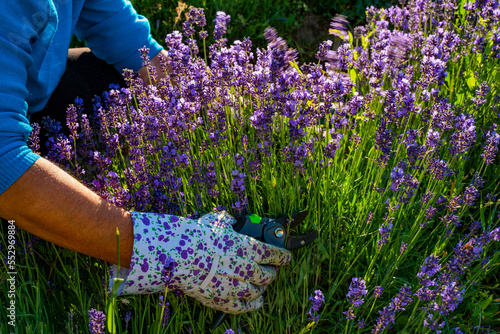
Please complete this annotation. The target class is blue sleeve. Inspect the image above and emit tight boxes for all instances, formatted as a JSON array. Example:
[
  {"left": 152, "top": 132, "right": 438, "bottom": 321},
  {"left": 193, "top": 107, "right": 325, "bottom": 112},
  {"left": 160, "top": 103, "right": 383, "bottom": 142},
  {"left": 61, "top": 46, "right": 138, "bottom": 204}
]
[
  {"left": 75, "top": 0, "right": 164, "bottom": 72},
  {"left": 0, "top": 3, "right": 42, "bottom": 195}
]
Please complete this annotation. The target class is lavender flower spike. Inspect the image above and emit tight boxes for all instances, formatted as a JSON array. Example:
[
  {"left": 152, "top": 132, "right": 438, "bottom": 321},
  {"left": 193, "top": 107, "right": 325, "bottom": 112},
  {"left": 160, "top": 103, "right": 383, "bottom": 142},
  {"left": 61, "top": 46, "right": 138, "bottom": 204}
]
[
  {"left": 417, "top": 255, "right": 441, "bottom": 279},
  {"left": 308, "top": 289, "right": 325, "bottom": 322},
  {"left": 347, "top": 277, "right": 368, "bottom": 307},
  {"left": 88, "top": 308, "right": 106, "bottom": 334},
  {"left": 125, "top": 312, "right": 131, "bottom": 328},
  {"left": 374, "top": 286, "right": 383, "bottom": 298},
  {"left": 481, "top": 124, "right": 499, "bottom": 164},
  {"left": 329, "top": 14, "right": 349, "bottom": 39},
  {"left": 159, "top": 295, "right": 171, "bottom": 326},
  {"left": 214, "top": 11, "right": 231, "bottom": 46}
]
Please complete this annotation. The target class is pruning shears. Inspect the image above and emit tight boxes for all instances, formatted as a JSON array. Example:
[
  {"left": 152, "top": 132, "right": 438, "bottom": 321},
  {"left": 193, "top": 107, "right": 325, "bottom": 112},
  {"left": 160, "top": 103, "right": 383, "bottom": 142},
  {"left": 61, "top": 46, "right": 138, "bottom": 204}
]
[{"left": 210, "top": 210, "right": 318, "bottom": 330}]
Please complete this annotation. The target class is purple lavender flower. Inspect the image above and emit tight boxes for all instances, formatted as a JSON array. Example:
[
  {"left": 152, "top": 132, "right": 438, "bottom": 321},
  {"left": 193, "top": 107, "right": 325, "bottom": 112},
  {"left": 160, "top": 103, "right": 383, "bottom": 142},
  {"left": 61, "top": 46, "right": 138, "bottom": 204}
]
[
  {"left": 66, "top": 103, "right": 79, "bottom": 135},
  {"left": 423, "top": 313, "right": 445, "bottom": 333},
  {"left": 481, "top": 124, "right": 500, "bottom": 164},
  {"left": 346, "top": 277, "right": 368, "bottom": 307},
  {"left": 417, "top": 255, "right": 441, "bottom": 279},
  {"left": 308, "top": 289, "right": 325, "bottom": 322},
  {"left": 433, "top": 281, "right": 464, "bottom": 315},
  {"left": 400, "top": 242, "right": 408, "bottom": 254},
  {"left": 415, "top": 256, "right": 441, "bottom": 302},
  {"left": 389, "top": 284, "right": 413, "bottom": 312},
  {"left": 372, "top": 306, "right": 396, "bottom": 334},
  {"left": 214, "top": 11, "right": 231, "bottom": 46},
  {"left": 47, "top": 280, "right": 55, "bottom": 294},
  {"left": 449, "top": 113, "right": 476, "bottom": 157},
  {"left": 388, "top": 34, "right": 412, "bottom": 64},
  {"left": 490, "top": 227, "right": 500, "bottom": 241},
  {"left": 125, "top": 312, "right": 131, "bottom": 328},
  {"left": 405, "top": 132, "right": 426, "bottom": 164},
  {"left": 316, "top": 40, "right": 333, "bottom": 61},
  {"left": 88, "top": 309, "right": 106, "bottom": 334},
  {"left": 486, "top": 192, "right": 497, "bottom": 202},
  {"left": 374, "top": 120, "right": 393, "bottom": 165},
  {"left": 337, "top": 43, "right": 354, "bottom": 70},
  {"left": 481, "top": 256, "right": 490, "bottom": 269},
  {"left": 45, "top": 133, "right": 74, "bottom": 165},
  {"left": 447, "top": 195, "right": 463, "bottom": 212},
  {"left": 183, "top": 7, "right": 206, "bottom": 37},
  {"left": 463, "top": 185, "right": 479, "bottom": 206},
  {"left": 343, "top": 307, "right": 356, "bottom": 320},
  {"left": 139, "top": 46, "right": 150, "bottom": 67},
  {"left": 424, "top": 206, "right": 437, "bottom": 219},
  {"left": 441, "top": 213, "right": 460, "bottom": 228},
  {"left": 420, "top": 56, "right": 447, "bottom": 87},
  {"left": 426, "top": 128, "right": 441, "bottom": 150},
  {"left": 378, "top": 221, "right": 393, "bottom": 247},
  {"left": 473, "top": 82, "right": 490, "bottom": 105},
  {"left": 191, "top": 7, "right": 206, "bottom": 27},
  {"left": 309, "top": 289, "right": 325, "bottom": 312},
  {"left": 158, "top": 295, "right": 171, "bottom": 326},
  {"left": 288, "top": 119, "right": 306, "bottom": 142},
  {"left": 28, "top": 123, "right": 41, "bottom": 154},
  {"left": 415, "top": 286, "right": 437, "bottom": 302},
  {"left": 367, "top": 212, "right": 374, "bottom": 224},
  {"left": 41, "top": 116, "right": 63, "bottom": 137},
  {"left": 329, "top": 14, "right": 349, "bottom": 39},
  {"left": 429, "top": 97, "right": 454, "bottom": 131},
  {"left": 230, "top": 169, "right": 248, "bottom": 213},
  {"left": 427, "top": 158, "right": 453, "bottom": 180},
  {"left": 324, "top": 134, "right": 343, "bottom": 160},
  {"left": 389, "top": 163, "right": 406, "bottom": 192},
  {"left": 469, "top": 220, "right": 482, "bottom": 235},
  {"left": 446, "top": 238, "right": 484, "bottom": 276},
  {"left": 160, "top": 256, "right": 176, "bottom": 285},
  {"left": 492, "top": 30, "right": 500, "bottom": 58},
  {"left": 24, "top": 234, "right": 40, "bottom": 254},
  {"left": 354, "top": 47, "right": 369, "bottom": 73},
  {"left": 472, "top": 173, "right": 484, "bottom": 188},
  {"left": 263, "top": 27, "right": 298, "bottom": 75},
  {"left": 374, "top": 286, "right": 384, "bottom": 298},
  {"left": 354, "top": 26, "right": 366, "bottom": 39}
]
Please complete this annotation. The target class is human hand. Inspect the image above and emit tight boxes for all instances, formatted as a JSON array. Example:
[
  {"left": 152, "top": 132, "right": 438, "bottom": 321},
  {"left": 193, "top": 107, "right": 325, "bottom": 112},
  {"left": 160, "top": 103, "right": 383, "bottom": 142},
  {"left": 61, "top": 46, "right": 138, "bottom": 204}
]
[
  {"left": 112, "top": 211, "right": 291, "bottom": 314},
  {"left": 137, "top": 49, "right": 176, "bottom": 86}
]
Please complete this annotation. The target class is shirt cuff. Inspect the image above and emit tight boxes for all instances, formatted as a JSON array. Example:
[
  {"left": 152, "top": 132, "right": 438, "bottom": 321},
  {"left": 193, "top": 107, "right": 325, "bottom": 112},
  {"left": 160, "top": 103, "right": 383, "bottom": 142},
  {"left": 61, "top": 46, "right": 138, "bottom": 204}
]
[{"left": 0, "top": 145, "right": 40, "bottom": 195}]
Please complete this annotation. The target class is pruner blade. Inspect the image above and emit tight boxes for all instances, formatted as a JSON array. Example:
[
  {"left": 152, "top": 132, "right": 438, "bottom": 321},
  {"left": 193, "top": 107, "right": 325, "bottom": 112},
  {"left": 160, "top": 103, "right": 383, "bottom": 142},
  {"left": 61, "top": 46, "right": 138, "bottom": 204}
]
[
  {"left": 210, "top": 210, "right": 318, "bottom": 331},
  {"left": 275, "top": 210, "right": 309, "bottom": 230}
]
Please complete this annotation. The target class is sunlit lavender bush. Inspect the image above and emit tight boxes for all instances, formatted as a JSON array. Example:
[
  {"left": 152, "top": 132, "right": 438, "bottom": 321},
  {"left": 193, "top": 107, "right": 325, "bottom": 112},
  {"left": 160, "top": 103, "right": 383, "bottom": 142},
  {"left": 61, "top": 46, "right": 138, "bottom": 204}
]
[{"left": 17, "top": 0, "right": 500, "bottom": 332}]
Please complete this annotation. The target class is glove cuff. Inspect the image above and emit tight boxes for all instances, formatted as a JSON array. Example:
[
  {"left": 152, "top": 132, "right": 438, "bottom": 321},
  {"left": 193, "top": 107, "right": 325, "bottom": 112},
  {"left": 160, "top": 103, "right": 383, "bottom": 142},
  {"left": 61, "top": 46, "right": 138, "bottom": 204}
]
[
  {"left": 109, "top": 212, "right": 170, "bottom": 295},
  {"left": 108, "top": 211, "right": 237, "bottom": 295}
]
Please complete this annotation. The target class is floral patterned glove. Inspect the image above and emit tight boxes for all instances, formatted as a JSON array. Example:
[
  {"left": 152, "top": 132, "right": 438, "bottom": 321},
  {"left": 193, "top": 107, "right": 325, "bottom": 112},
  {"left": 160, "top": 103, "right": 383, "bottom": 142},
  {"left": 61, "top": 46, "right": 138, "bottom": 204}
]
[{"left": 110, "top": 211, "right": 292, "bottom": 314}]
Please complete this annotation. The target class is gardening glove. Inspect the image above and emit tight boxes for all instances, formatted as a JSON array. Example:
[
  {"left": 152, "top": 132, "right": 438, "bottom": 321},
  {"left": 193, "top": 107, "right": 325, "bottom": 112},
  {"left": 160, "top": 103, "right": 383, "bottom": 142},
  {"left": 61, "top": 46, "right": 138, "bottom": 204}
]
[{"left": 110, "top": 211, "right": 292, "bottom": 314}]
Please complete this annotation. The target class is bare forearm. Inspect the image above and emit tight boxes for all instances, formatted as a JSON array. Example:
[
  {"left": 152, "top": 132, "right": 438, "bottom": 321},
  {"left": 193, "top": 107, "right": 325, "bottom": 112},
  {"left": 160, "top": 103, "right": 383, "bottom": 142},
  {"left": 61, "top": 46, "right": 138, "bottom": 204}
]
[{"left": 0, "top": 158, "right": 133, "bottom": 267}]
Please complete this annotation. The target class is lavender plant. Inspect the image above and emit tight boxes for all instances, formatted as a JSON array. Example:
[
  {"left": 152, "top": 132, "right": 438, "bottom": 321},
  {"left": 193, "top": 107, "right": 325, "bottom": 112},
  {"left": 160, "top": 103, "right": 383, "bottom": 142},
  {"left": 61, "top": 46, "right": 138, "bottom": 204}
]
[{"left": 2, "top": 0, "right": 500, "bottom": 332}]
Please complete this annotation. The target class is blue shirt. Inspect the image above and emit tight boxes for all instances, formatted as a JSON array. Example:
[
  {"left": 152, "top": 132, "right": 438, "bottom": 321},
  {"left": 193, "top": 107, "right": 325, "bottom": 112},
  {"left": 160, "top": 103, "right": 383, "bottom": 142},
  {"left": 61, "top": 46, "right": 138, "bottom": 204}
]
[{"left": 0, "top": 0, "right": 163, "bottom": 194}]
